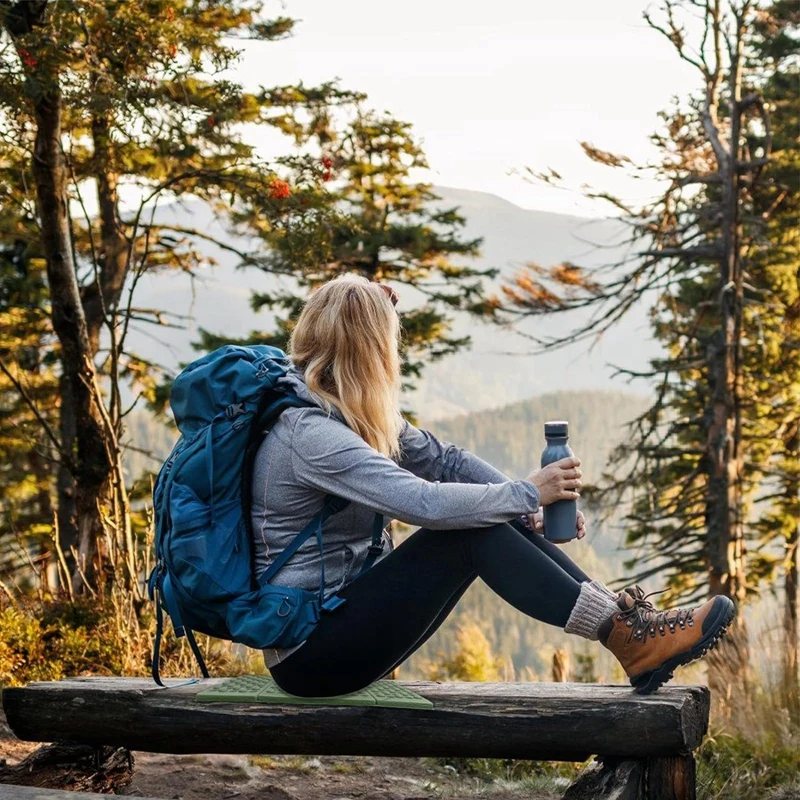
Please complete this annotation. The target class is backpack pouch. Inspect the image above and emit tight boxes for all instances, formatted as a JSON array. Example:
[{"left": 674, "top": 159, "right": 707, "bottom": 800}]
[
  {"left": 169, "top": 484, "right": 252, "bottom": 600},
  {"left": 226, "top": 584, "right": 321, "bottom": 649}
]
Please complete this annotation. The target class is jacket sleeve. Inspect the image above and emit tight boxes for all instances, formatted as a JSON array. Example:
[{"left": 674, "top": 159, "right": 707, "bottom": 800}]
[
  {"left": 398, "top": 420, "right": 515, "bottom": 485},
  {"left": 288, "top": 410, "right": 540, "bottom": 530}
]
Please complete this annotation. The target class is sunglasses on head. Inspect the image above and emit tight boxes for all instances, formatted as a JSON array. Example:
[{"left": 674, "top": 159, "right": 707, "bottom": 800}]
[{"left": 377, "top": 283, "right": 399, "bottom": 307}]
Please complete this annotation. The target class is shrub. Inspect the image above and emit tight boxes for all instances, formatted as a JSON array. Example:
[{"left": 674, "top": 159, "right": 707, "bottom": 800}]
[
  {"left": 426, "top": 621, "right": 506, "bottom": 682},
  {"left": 0, "top": 594, "right": 257, "bottom": 687}
]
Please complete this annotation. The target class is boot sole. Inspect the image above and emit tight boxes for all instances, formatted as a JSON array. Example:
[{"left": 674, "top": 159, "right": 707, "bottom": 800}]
[{"left": 630, "top": 596, "right": 736, "bottom": 695}]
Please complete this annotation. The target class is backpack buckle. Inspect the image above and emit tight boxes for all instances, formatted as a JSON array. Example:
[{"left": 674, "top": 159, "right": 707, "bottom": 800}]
[
  {"left": 225, "top": 402, "right": 246, "bottom": 419},
  {"left": 367, "top": 541, "right": 385, "bottom": 557},
  {"left": 322, "top": 595, "right": 346, "bottom": 613}
]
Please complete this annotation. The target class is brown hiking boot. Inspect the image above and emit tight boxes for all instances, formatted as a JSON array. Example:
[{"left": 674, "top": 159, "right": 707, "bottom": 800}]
[{"left": 599, "top": 585, "right": 736, "bottom": 694}]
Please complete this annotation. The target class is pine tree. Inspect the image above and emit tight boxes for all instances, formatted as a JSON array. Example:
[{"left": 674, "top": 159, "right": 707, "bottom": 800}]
[
  {"left": 197, "top": 107, "right": 499, "bottom": 388},
  {"left": 0, "top": 210, "right": 57, "bottom": 586},
  {"left": 747, "top": 0, "right": 800, "bottom": 706},
  {"left": 502, "top": 0, "right": 798, "bottom": 691},
  {"left": 0, "top": 0, "right": 355, "bottom": 590}
]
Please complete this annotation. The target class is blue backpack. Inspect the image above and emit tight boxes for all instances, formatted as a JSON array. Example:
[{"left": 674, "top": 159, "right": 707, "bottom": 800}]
[{"left": 149, "top": 345, "right": 384, "bottom": 685}]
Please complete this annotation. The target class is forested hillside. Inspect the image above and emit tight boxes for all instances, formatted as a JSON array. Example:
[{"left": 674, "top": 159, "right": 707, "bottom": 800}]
[
  {"left": 123, "top": 190, "right": 654, "bottom": 420},
  {"left": 423, "top": 390, "right": 646, "bottom": 484},
  {"left": 401, "top": 389, "right": 650, "bottom": 680}
]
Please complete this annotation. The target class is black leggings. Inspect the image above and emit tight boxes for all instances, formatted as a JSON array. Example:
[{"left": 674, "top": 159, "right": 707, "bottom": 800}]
[{"left": 270, "top": 521, "right": 591, "bottom": 696}]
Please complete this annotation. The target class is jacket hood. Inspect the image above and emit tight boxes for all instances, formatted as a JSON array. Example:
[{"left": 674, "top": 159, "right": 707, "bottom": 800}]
[{"left": 278, "top": 364, "right": 346, "bottom": 422}]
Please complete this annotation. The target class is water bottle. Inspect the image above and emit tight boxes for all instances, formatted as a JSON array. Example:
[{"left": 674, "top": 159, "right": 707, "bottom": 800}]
[{"left": 541, "top": 420, "right": 577, "bottom": 544}]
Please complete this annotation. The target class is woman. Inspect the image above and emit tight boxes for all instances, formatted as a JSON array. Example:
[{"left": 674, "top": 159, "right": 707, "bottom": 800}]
[{"left": 251, "top": 275, "right": 735, "bottom": 696}]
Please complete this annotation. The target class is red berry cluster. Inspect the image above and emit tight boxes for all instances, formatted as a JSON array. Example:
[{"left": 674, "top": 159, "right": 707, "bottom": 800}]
[
  {"left": 18, "top": 48, "right": 37, "bottom": 68},
  {"left": 322, "top": 155, "right": 333, "bottom": 182},
  {"left": 268, "top": 179, "right": 291, "bottom": 199}
]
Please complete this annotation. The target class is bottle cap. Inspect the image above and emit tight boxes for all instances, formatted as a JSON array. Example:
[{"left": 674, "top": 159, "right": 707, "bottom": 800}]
[{"left": 544, "top": 420, "right": 569, "bottom": 438}]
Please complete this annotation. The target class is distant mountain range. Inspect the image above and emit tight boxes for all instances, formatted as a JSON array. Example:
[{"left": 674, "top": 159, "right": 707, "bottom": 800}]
[{"left": 125, "top": 187, "right": 661, "bottom": 420}]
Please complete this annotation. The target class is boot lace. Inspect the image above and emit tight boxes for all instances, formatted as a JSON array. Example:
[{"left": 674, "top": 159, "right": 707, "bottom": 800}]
[{"left": 617, "top": 585, "right": 695, "bottom": 640}]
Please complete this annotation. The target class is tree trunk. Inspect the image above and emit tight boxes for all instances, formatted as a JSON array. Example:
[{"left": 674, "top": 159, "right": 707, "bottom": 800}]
[
  {"left": 83, "top": 114, "right": 130, "bottom": 354},
  {"left": 27, "top": 448, "right": 55, "bottom": 591},
  {"left": 784, "top": 422, "right": 799, "bottom": 718},
  {"left": 56, "top": 373, "right": 78, "bottom": 583},
  {"left": 87, "top": 114, "right": 137, "bottom": 590},
  {"left": 20, "top": 31, "right": 112, "bottom": 593},
  {"left": 552, "top": 649, "right": 570, "bottom": 682},
  {"left": 704, "top": 5, "right": 749, "bottom": 703}
]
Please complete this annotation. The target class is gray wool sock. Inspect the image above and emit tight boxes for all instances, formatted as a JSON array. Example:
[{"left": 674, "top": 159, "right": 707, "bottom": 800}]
[{"left": 564, "top": 580, "right": 621, "bottom": 641}]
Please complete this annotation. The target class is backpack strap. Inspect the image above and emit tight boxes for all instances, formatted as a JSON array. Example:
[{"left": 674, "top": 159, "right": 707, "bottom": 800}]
[
  {"left": 258, "top": 494, "right": 342, "bottom": 601},
  {"left": 258, "top": 501, "right": 385, "bottom": 610},
  {"left": 313, "top": 510, "right": 385, "bottom": 612},
  {"left": 148, "top": 566, "right": 210, "bottom": 687},
  {"left": 257, "top": 497, "right": 335, "bottom": 587},
  {"left": 357, "top": 513, "right": 385, "bottom": 578}
]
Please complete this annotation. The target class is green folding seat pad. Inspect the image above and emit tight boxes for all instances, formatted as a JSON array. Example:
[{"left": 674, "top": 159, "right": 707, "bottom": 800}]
[{"left": 195, "top": 675, "right": 433, "bottom": 709}]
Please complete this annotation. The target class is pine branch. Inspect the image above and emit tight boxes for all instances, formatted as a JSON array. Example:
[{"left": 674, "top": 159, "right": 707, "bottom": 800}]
[{"left": 0, "top": 355, "right": 64, "bottom": 462}]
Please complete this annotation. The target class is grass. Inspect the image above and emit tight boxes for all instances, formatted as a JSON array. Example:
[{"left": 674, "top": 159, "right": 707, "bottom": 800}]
[
  {"left": 697, "top": 731, "right": 800, "bottom": 800},
  {"left": 694, "top": 618, "right": 800, "bottom": 800},
  {"left": 250, "top": 755, "right": 319, "bottom": 772},
  {"left": 768, "top": 784, "right": 800, "bottom": 800},
  {"left": 425, "top": 756, "right": 582, "bottom": 785},
  {"left": 332, "top": 760, "right": 368, "bottom": 775}
]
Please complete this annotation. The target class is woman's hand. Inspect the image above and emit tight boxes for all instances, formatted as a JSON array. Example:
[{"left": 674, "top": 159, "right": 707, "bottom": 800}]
[
  {"left": 527, "top": 457, "right": 582, "bottom": 506},
  {"left": 528, "top": 508, "right": 586, "bottom": 540}
]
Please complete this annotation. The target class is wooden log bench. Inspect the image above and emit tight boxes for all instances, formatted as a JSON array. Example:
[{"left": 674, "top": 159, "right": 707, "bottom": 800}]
[{"left": 2, "top": 678, "right": 710, "bottom": 800}]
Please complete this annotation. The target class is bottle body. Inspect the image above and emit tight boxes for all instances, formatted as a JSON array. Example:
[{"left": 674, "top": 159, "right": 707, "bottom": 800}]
[{"left": 541, "top": 421, "right": 577, "bottom": 544}]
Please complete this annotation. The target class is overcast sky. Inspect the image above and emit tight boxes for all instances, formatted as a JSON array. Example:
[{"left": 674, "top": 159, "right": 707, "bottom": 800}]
[{"left": 234, "top": 0, "right": 700, "bottom": 217}]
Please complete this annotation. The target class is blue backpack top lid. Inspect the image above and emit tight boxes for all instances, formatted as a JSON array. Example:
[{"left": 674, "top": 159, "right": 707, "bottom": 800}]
[
  {"left": 169, "top": 345, "right": 288, "bottom": 435},
  {"left": 149, "top": 344, "right": 384, "bottom": 686}
]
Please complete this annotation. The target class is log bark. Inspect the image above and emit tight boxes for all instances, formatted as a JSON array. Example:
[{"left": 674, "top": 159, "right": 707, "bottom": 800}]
[
  {"left": 2, "top": 679, "right": 710, "bottom": 762},
  {"left": 563, "top": 758, "right": 643, "bottom": 800},
  {"left": 564, "top": 754, "right": 696, "bottom": 800},
  {"left": 645, "top": 755, "right": 696, "bottom": 800},
  {"left": 0, "top": 742, "right": 132, "bottom": 794}
]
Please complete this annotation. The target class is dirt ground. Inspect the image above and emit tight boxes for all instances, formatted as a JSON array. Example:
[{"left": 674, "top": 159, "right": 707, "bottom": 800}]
[
  {"left": 125, "top": 753, "right": 565, "bottom": 800},
  {"left": 0, "top": 714, "right": 564, "bottom": 800}
]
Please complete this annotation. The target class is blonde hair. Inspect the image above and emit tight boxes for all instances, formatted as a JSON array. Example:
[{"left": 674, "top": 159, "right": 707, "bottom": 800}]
[{"left": 289, "top": 275, "right": 403, "bottom": 459}]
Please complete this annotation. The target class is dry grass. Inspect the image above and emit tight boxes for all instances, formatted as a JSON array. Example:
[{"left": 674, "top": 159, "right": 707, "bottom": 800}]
[{"left": 696, "top": 617, "right": 800, "bottom": 800}]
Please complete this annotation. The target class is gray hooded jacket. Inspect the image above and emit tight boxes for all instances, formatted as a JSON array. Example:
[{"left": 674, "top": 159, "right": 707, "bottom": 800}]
[{"left": 250, "top": 367, "right": 541, "bottom": 664}]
